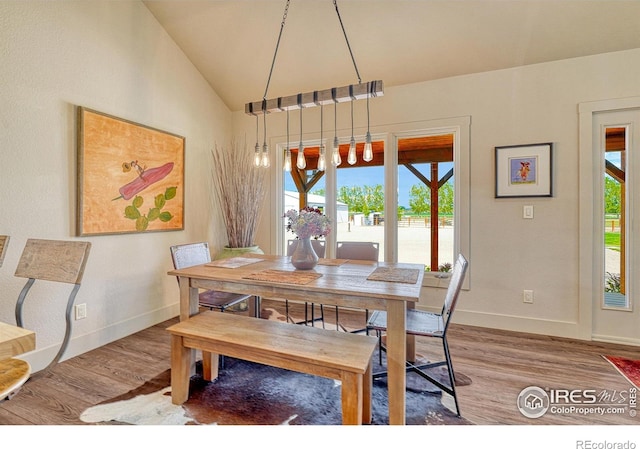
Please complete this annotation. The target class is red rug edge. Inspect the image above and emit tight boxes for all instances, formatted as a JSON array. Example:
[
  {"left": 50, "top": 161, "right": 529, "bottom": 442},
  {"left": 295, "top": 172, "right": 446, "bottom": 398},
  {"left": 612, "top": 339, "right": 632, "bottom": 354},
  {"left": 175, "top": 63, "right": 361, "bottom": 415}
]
[{"left": 602, "top": 355, "right": 640, "bottom": 389}]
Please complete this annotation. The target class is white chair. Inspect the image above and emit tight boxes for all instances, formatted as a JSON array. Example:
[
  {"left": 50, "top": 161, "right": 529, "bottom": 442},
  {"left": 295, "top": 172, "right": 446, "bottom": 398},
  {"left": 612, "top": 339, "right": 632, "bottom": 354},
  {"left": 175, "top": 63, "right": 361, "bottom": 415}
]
[
  {"left": 367, "top": 253, "right": 468, "bottom": 417},
  {"left": 285, "top": 239, "right": 326, "bottom": 327},
  {"left": 335, "top": 241, "right": 380, "bottom": 333}
]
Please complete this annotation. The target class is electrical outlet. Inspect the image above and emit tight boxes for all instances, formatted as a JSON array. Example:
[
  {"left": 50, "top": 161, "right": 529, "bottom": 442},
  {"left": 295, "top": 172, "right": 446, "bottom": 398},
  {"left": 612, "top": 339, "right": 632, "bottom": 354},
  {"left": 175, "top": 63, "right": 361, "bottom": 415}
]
[
  {"left": 75, "top": 303, "right": 87, "bottom": 320},
  {"left": 523, "top": 290, "right": 534, "bottom": 304}
]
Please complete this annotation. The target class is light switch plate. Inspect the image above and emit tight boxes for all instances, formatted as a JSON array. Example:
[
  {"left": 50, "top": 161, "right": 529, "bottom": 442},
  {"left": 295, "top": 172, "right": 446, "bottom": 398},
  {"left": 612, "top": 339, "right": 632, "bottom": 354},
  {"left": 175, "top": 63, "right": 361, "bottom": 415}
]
[{"left": 523, "top": 205, "right": 534, "bottom": 219}]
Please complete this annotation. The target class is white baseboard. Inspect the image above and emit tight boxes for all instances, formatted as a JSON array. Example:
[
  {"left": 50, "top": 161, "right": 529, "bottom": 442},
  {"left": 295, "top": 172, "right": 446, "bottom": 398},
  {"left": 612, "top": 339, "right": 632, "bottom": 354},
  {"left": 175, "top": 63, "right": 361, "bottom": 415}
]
[{"left": 18, "top": 303, "right": 179, "bottom": 373}]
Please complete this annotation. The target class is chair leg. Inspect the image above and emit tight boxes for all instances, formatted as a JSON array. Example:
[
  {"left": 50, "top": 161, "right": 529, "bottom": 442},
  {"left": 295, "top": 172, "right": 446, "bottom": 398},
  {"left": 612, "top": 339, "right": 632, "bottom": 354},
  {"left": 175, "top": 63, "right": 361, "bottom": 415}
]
[
  {"left": 371, "top": 337, "right": 461, "bottom": 417},
  {"left": 442, "top": 338, "right": 460, "bottom": 417}
]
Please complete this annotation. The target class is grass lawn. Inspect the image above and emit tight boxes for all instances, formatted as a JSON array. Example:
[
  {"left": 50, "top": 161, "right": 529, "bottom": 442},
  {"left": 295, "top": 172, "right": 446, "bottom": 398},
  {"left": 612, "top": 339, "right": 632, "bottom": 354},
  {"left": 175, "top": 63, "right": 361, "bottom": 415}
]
[{"left": 605, "top": 232, "right": 620, "bottom": 249}]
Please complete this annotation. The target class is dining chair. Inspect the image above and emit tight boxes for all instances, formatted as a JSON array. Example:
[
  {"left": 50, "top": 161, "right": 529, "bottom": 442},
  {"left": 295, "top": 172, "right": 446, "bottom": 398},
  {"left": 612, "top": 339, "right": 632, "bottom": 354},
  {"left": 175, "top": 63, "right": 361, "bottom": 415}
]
[
  {"left": 170, "top": 242, "right": 252, "bottom": 313},
  {"left": 285, "top": 239, "right": 326, "bottom": 327},
  {"left": 335, "top": 241, "right": 380, "bottom": 333},
  {"left": 170, "top": 242, "right": 253, "bottom": 373},
  {"left": 367, "top": 253, "right": 468, "bottom": 417},
  {"left": 14, "top": 239, "right": 91, "bottom": 371}
]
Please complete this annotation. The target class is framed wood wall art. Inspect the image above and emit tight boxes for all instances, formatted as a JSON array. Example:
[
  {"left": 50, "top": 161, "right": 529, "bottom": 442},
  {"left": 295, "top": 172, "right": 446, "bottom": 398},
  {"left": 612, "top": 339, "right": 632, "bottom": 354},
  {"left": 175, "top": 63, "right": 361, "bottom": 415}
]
[
  {"left": 76, "top": 107, "right": 185, "bottom": 236},
  {"left": 0, "top": 235, "right": 8, "bottom": 267},
  {"left": 495, "top": 142, "right": 553, "bottom": 198}
]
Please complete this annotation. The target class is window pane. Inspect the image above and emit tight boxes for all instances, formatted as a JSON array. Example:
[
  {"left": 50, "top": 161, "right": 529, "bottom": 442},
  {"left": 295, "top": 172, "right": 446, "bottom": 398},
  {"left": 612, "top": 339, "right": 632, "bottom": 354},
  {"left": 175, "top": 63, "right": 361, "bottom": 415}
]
[
  {"left": 397, "top": 135, "right": 454, "bottom": 271},
  {"left": 335, "top": 165, "right": 384, "bottom": 261}
]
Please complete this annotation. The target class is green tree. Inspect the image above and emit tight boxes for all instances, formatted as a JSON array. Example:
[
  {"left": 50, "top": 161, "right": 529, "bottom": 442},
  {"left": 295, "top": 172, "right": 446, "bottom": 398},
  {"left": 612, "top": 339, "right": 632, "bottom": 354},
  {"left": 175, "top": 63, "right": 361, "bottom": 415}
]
[
  {"left": 338, "top": 184, "right": 384, "bottom": 215},
  {"left": 438, "top": 181, "right": 454, "bottom": 215},
  {"left": 409, "top": 184, "right": 430, "bottom": 214},
  {"left": 604, "top": 176, "right": 621, "bottom": 215},
  {"left": 408, "top": 180, "right": 454, "bottom": 215}
]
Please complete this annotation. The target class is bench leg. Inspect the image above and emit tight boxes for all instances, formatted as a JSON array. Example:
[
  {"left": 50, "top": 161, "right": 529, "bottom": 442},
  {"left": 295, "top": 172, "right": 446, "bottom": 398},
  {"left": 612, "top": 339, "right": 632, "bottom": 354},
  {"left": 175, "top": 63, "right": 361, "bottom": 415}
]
[
  {"left": 201, "top": 350, "right": 219, "bottom": 381},
  {"left": 171, "top": 334, "right": 191, "bottom": 405},
  {"left": 340, "top": 372, "right": 363, "bottom": 425},
  {"left": 363, "top": 361, "right": 373, "bottom": 424}
]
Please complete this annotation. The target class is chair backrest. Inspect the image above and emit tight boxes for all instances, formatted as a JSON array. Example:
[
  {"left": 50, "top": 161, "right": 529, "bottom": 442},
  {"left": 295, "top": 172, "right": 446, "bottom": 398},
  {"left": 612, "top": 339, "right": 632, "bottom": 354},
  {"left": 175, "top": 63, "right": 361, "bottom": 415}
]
[
  {"left": 0, "top": 235, "right": 9, "bottom": 268},
  {"left": 170, "top": 242, "right": 212, "bottom": 270},
  {"left": 13, "top": 239, "right": 91, "bottom": 370},
  {"left": 14, "top": 239, "right": 91, "bottom": 284},
  {"left": 441, "top": 254, "right": 468, "bottom": 332},
  {"left": 335, "top": 241, "right": 379, "bottom": 261},
  {"left": 287, "top": 239, "right": 326, "bottom": 258}
]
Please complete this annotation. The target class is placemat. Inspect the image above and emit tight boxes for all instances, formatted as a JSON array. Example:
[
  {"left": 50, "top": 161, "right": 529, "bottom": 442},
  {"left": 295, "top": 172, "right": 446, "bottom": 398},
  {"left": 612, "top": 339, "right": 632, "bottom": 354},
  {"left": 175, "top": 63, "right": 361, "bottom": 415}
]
[
  {"left": 317, "top": 258, "right": 349, "bottom": 266},
  {"left": 205, "top": 257, "right": 264, "bottom": 269},
  {"left": 242, "top": 269, "right": 322, "bottom": 285},
  {"left": 367, "top": 267, "right": 421, "bottom": 284}
]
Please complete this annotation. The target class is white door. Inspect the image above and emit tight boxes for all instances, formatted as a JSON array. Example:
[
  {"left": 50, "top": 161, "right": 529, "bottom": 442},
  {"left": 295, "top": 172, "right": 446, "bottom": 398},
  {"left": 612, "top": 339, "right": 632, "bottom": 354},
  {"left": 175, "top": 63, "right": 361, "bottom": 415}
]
[{"left": 592, "top": 109, "right": 640, "bottom": 343}]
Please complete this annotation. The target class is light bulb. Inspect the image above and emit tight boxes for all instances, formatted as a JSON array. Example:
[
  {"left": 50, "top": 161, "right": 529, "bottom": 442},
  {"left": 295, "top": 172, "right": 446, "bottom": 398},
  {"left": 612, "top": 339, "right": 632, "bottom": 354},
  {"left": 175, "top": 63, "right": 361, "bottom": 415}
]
[
  {"left": 347, "top": 137, "right": 356, "bottom": 165},
  {"left": 363, "top": 131, "right": 373, "bottom": 162},
  {"left": 318, "top": 145, "right": 326, "bottom": 171},
  {"left": 261, "top": 143, "right": 270, "bottom": 167},
  {"left": 331, "top": 136, "right": 341, "bottom": 166},
  {"left": 254, "top": 142, "right": 261, "bottom": 167},
  {"left": 284, "top": 148, "right": 292, "bottom": 172},
  {"left": 297, "top": 145, "right": 306, "bottom": 169}
]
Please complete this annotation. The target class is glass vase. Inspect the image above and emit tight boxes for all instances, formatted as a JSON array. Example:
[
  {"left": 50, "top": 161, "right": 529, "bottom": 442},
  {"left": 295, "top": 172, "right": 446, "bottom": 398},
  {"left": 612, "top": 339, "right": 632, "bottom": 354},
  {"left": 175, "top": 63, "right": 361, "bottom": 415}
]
[{"left": 290, "top": 237, "right": 319, "bottom": 270}]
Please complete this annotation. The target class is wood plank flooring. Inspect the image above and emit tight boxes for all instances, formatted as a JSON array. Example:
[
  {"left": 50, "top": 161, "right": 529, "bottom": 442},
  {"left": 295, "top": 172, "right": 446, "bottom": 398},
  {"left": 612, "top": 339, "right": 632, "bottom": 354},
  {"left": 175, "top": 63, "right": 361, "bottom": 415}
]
[{"left": 1, "top": 299, "right": 638, "bottom": 425}]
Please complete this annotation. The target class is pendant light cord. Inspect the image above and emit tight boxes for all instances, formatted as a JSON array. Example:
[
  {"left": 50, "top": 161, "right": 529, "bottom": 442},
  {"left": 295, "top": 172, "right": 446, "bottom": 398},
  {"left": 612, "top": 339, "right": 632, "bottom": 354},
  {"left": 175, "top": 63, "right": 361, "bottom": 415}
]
[
  {"left": 263, "top": 0, "right": 362, "bottom": 102},
  {"left": 333, "top": 0, "right": 361, "bottom": 85},
  {"left": 263, "top": 0, "right": 290, "bottom": 101}
]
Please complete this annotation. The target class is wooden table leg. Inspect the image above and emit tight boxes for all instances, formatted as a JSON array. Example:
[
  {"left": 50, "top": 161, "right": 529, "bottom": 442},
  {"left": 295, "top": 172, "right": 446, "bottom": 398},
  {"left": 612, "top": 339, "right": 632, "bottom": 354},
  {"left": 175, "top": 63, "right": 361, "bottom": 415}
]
[
  {"left": 340, "top": 371, "right": 363, "bottom": 425},
  {"left": 201, "top": 350, "right": 219, "bottom": 381},
  {"left": 385, "top": 300, "right": 406, "bottom": 425},
  {"left": 178, "top": 276, "right": 219, "bottom": 380},
  {"left": 170, "top": 334, "right": 190, "bottom": 405}
]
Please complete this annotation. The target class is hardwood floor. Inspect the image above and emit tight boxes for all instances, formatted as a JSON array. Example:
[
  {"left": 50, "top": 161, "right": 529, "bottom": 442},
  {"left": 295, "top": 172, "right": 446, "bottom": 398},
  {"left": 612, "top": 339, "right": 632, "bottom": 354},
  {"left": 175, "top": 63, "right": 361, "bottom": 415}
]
[{"left": 1, "top": 298, "right": 638, "bottom": 425}]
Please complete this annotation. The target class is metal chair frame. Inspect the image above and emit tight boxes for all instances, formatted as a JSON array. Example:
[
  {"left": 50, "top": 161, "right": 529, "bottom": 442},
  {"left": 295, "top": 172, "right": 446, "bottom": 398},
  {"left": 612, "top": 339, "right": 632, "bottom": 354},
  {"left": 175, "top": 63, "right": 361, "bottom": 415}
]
[
  {"left": 14, "top": 239, "right": 91, "bottom": 372},
  {"left": 367, "top": 253, "right": 468, "bottom": 417}
]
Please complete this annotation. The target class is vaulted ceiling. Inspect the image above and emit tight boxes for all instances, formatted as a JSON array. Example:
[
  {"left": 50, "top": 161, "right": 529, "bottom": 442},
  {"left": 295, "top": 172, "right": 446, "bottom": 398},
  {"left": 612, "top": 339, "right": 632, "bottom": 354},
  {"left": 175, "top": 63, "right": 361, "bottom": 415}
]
[{"left": 143, "top": 0, "right": 640, "bottom": 113}]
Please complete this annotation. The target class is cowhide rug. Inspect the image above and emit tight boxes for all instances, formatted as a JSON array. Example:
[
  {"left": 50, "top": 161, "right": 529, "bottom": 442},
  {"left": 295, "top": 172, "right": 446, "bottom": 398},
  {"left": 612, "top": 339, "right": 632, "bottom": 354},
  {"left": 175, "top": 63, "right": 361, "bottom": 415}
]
[
  {"left": 81, "top": 306, "right": 472, "bottom": 425},
  {"left": 81, "top": 356, "right": 472, "bottom": 426}
]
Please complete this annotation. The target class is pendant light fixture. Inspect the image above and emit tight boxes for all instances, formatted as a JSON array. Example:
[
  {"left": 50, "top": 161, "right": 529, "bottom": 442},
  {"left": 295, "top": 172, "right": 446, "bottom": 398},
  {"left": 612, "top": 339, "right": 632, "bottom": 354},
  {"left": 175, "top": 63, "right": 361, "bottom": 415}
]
[
  {"left": 296, "top": 106, "right": 306, "bottom": 169},
  {"left": 331, "top": 99, "right": 341, "bottom": 166},
  {"left": 245, "top": 0, "right": 383, "bottom": 171},
  {"left": 363, "top": 89, "right": 373, "bottom": 162},
  {"left": 261, "top": 110, "right": 270, "bottom": 167},
  {"left": 347, "top": 98, "right": 356, "bottom": 165},
  {"left": 254, "top": 115, "right": 261, "bottom": 167},
  {"left": 318, "top": 104, "right": 326, "bottom": 171},
  {"left": 284, "top": 109, "right": 292, "bottom": 172}
]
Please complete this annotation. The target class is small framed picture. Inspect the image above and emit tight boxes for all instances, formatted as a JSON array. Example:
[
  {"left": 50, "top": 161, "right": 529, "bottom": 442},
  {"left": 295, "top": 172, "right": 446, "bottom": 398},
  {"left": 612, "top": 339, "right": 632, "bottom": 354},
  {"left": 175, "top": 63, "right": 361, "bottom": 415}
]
[{"left": 495, "top": 142, "right": 553, "bottom": 198}]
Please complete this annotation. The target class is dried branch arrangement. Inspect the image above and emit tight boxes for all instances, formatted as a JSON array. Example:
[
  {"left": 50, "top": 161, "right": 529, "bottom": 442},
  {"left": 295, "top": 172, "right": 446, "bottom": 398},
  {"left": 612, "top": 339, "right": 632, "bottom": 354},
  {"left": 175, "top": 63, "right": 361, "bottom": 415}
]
[{"left": 210, "top": 141, "right": 267, "bottom": 248}]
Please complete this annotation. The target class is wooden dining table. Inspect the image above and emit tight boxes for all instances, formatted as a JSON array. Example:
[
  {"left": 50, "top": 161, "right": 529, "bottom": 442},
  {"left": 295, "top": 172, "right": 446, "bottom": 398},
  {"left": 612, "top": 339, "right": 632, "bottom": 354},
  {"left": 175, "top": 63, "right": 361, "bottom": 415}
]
[
  {"left": 168, "top": 253, "right": 424, "bottom": 425},
  {"left": 0, "top": 321, "right": 35, "bottom": 362}
]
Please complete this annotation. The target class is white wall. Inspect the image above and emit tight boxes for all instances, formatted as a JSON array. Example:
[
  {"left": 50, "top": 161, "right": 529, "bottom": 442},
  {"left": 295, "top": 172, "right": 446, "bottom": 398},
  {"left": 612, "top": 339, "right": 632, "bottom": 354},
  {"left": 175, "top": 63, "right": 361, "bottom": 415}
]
[
  {"left": 3, "top": 1, "right": 640, "bottom": 373},
  {"left": 0, "top": 1, "right": 231, "bottom": 371},
  {"left": 235, "top": 48, "right": 640, "bottom": 344}
]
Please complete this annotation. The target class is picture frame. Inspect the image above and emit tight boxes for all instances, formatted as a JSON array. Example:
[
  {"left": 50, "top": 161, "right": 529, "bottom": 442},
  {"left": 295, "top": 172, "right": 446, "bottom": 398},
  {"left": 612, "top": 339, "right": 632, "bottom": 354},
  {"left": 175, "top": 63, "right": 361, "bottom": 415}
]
[
  {"left": 0, "top": 235, "right": 8, "bottom": 267},
  {"left": 495, "top": 142, "right": 553, "bottom": 198},
  {"left": 76, "top": 107, "right": 185, "bottom": 236}
]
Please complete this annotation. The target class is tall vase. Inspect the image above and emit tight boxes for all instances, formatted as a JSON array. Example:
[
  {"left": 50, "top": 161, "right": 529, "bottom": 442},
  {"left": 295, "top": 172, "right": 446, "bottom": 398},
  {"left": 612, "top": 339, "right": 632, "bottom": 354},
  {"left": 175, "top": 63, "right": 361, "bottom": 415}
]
[{"left": 290, "top": 237, "right": 319, "bottom": 270}]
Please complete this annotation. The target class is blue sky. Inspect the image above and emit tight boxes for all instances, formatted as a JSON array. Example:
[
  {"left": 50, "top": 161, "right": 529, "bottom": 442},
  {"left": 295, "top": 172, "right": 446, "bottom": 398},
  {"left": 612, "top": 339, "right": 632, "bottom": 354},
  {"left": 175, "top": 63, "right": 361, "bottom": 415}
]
[{"left": 284, "top": 162, "right": 454, "bottom": 209}]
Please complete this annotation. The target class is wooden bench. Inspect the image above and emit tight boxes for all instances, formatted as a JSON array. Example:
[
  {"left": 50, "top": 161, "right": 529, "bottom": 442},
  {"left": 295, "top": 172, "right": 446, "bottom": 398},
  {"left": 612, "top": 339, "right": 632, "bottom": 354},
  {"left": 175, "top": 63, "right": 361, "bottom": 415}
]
[{"left": 167, "top": 311, "right": 378, "bottom": 425}]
